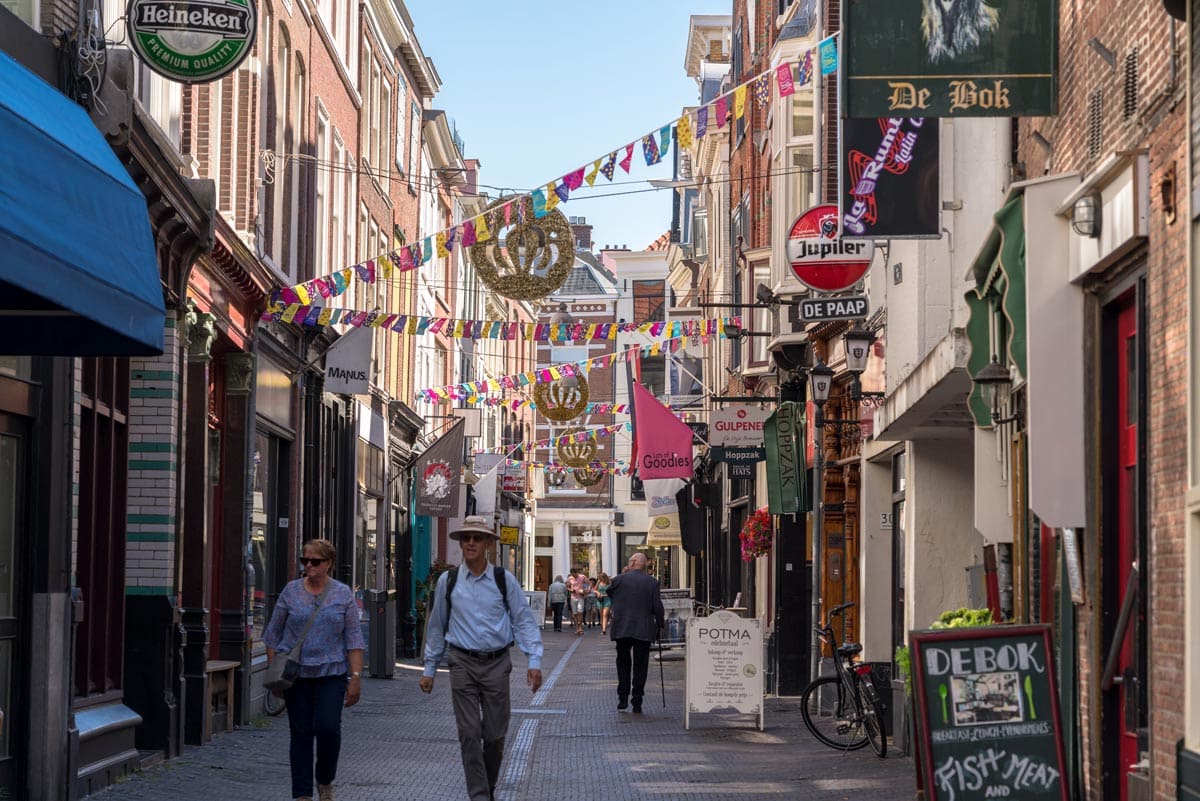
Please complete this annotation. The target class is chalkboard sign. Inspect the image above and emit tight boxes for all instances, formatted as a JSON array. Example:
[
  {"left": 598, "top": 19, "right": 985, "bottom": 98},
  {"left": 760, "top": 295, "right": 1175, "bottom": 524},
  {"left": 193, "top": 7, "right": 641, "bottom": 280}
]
[{"left": 911, "top": 625, "right": 1068, "bottom": 801}]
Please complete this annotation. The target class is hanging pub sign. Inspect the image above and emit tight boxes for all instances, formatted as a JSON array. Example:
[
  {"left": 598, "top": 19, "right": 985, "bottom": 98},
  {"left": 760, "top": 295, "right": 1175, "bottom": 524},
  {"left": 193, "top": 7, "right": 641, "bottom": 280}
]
[
  {"left": 911, "top": 624, "right": 1069, "bottom": 801},
  {"left": 843, "top": 0, "right": 1058, "bottom": 118},
  {"left": 840, "top": 117, "right": 940, "bottom": 239},
  {"left": 785, "top": 205, "right": 874, "bottom": 293},
  {"left": 709, "top": 407, "right": 768, "bottom": 466},
  {"left": 127, "top": 0, "right": 257, "bottom": 83}
]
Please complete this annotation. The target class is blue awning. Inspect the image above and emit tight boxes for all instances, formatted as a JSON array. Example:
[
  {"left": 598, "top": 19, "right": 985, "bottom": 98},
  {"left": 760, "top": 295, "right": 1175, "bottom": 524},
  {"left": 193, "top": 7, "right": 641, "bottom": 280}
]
[{"left": 0, "top": 50, "right": 164, "bottom": 355}]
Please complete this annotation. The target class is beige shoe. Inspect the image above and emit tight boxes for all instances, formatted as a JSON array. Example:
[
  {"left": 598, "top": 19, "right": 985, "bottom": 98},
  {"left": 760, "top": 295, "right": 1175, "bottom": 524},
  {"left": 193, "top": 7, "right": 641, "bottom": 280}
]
[{"left": 317, "top": 785, "right": 334, "bottom": 801}]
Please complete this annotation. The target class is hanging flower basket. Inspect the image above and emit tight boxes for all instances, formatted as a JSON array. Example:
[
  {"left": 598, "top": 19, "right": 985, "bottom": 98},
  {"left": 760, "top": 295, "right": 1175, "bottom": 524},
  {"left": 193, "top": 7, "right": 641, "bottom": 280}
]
[{"left": 739, "top": 506, "right": 773, "bottom": 561}]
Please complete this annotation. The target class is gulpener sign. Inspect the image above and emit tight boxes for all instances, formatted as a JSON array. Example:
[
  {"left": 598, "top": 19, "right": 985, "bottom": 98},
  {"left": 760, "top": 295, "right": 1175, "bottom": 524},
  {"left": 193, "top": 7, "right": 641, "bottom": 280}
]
[{"left": 785, "top": 204, "right": 874, "bottom": 293}]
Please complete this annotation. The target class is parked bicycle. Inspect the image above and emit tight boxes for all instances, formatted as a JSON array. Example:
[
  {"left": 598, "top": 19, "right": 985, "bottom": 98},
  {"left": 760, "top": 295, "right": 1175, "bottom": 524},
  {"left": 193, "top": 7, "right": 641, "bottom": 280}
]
[{"left": 799, "top": 601, "right": 887, "bottom": 757}]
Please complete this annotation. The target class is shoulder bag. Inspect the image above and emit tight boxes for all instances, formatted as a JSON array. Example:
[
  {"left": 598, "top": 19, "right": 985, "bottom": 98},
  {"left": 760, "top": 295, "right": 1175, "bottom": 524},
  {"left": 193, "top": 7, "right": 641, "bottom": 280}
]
[{"left": 264, "top": 583, "right": 332, "bottom": 692}]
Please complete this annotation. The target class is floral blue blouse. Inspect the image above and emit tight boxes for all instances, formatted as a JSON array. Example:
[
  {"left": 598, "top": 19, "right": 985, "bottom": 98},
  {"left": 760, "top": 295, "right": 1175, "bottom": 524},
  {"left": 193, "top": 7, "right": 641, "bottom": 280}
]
[{"left": 263, "top": 578, "right": 365, "bottom": 678}]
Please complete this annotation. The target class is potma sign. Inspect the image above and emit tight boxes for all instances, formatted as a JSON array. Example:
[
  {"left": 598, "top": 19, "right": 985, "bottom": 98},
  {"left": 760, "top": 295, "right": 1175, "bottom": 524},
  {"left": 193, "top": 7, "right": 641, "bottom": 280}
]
[{"left": 127, "top": 0, "right": 257, "bottom": 83}]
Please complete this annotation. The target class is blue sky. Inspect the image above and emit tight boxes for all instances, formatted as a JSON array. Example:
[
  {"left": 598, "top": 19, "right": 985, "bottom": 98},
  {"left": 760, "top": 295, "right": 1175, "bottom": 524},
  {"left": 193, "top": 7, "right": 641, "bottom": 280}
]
[{"left": 407, "top": 1, "right": 731, "bottom": 252}]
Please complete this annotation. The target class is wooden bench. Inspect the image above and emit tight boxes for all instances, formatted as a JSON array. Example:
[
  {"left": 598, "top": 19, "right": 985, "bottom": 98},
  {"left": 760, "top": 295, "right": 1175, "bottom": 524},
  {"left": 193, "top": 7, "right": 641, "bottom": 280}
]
[{"left": 205, "top": 659, "right": 239, "bottom": 740}]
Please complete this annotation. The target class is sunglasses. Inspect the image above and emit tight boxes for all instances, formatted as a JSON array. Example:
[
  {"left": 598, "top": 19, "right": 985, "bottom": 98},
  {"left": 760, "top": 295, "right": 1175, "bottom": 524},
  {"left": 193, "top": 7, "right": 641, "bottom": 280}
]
[
  {"left": 459, "top": 533, "right": 490, "bottom": 543},
  {"left": 300, "top": 557, "right": 328, "bottom": 566}
]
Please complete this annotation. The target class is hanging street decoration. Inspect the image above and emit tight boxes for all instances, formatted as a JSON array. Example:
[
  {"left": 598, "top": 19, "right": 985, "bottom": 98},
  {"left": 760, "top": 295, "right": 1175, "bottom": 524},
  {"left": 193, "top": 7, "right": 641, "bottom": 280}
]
[
  {"left": 556, "top": 427, "right": 599, "bottom": 468},
  {"left": 268, "top": 39, "right": 838, "bottom": 310},
  {"left": 532, "top": 374, "right": 590, "bottom": 422},
  {"left": 572, "top": 468, "right": 605, "bottom": 487},
  {"left": 469, "top": 196, "right": 575, "bottom": 300},
  {"left": 416, "top": 326, "right": 736, "bottom": 402},
  {"left": 262, "top": 301, "right": 738, "bottom": 343}
]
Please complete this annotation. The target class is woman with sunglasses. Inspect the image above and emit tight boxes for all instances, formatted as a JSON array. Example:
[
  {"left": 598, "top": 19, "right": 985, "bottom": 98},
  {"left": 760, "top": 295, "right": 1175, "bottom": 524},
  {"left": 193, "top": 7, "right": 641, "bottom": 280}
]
[{"left": 264, "top": 539, "right": 365, "bottom": 801}]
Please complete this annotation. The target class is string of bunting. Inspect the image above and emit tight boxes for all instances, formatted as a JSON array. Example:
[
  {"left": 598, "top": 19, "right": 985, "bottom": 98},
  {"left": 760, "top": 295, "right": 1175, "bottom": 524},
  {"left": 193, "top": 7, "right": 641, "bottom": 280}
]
[
  {"left": 508, "top": 459, "right": 632, "bottom": 476},
  {"left": 416, "top": 326, "right": 737, "bottom": 401},
  {"left": 473, "top": 400, "right": 630, "bottom": 413},
  {"left": 261, "top": 303, "right": 737, "bottom": 343},
  {"left": 471, "top": 423, "right": 632, "bottom": 454},
  {"left": 270, "top": 37, "right": 837, "bottom": 309}
]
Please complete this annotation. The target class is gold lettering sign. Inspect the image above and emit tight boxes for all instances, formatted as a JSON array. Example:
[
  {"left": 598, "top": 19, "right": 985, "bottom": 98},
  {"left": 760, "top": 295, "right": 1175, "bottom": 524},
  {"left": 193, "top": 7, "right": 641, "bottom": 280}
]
[{"left": 887, "top": 82, "right": 931, "bottom": 111}]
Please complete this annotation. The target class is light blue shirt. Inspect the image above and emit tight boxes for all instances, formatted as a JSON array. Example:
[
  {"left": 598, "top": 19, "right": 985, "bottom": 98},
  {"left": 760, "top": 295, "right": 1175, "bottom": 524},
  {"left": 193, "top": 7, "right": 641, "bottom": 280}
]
[{"left": 422, "top": 564, "right": 544, "bottom": 678}]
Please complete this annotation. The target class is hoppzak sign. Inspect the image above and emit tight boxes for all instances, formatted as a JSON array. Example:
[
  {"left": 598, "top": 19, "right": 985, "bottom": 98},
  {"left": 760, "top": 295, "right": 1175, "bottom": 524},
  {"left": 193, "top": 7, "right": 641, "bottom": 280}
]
[
  {"left": 911, "top": 625, "right": 1068, "bottom": 801},
  {"left": 786, "top": 204, "right": 875, "bottom": 292}
]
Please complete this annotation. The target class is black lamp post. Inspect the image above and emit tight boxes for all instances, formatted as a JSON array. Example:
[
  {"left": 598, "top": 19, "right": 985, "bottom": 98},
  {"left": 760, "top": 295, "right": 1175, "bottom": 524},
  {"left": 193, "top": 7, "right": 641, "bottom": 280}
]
[{"left": 972, "top": 357, "right": 1018, "bottom": 425}]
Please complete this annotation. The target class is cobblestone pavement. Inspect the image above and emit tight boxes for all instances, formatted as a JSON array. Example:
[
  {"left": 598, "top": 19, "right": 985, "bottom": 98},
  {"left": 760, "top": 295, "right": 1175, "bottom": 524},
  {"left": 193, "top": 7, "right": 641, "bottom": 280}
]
[{"left": 94, "top": 625, "right": 917, "bottom": 800}]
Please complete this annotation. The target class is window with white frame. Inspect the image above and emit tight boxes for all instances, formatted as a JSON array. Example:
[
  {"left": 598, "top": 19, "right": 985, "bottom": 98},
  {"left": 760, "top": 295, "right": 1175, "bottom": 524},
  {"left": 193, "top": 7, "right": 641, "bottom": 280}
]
[
  {"left": 315, "top": 107, "right": 330, "bottom": 276},
  {"left": 289, "top": 57, "right": 305, "bottom": 278},
  {"left": 750, "top": 262, "right": 771, "bottom": 364},
  {"left": 408, "top": 101, "right": 421, "bottom": 183},
  {"left": 692, "top": 209, "right": 708, "bottom": 258},
  {"left": 395, "top": 88, "right": 407, "bottom": 175},
  {"left": 369, "top": 58, "right": 381, "bottom": 171},
  {"left": 379, "top": 82, "right": 390, "bottom": 190},
  {"left": 332, "top": 133, "right": 346, "bottom": 288}
]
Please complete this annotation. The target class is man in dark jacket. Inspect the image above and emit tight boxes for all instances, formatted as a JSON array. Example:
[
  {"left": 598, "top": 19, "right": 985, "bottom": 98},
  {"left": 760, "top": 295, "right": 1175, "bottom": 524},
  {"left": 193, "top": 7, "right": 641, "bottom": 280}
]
[{"left": 606, "top": 552, "right": 665, "bottom": 713}]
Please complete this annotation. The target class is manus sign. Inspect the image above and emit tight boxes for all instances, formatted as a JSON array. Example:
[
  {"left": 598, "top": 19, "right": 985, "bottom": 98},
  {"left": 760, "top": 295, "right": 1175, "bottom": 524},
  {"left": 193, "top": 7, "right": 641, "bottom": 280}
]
[
  {"left": 843, "top": 0, "right": 1058, "bottom": 118},
  {"left": 127, "top": 0, "right": 257, "bottom": 83}
]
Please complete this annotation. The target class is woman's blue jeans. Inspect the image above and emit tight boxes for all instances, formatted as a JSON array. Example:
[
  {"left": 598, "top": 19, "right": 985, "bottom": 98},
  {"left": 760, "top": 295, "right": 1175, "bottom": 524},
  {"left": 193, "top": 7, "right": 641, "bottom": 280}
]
[{"left": 284, "top": 674, "right": 347, "bottom": 799}]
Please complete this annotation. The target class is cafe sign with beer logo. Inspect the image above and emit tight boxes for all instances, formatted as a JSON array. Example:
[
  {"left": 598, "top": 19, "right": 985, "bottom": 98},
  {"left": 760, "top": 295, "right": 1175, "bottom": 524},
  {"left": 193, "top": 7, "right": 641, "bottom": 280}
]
[
  {"left": 786, "top": 204, "right": 874, "bottom": 293},
  {"left": 127, "top": 0, "right": 257, "bottom": 83}
]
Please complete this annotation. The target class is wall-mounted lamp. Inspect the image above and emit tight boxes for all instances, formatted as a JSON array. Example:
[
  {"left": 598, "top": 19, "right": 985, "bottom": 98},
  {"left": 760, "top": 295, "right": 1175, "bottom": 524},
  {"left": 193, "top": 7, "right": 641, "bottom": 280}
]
[
  {"left": 725, "top": 323, "right": 771, "bottom": 341},
  {"left": 808, "top": 361, "right": 833, "bottom": 405},
  {"left": 1162, "top": 161, "right": 1177, "bottom": 225},
  {"left": 1071, "top": 192, "right": 1102, "bottom": 238},
  {"left": 1088, "top": 37, "right": 1117, "bottom": 70},
  {"left": 1030, "top": 130, "right": 1053, "bottom": 154},
  {"left": 841, "top": 326, "right": 886, "bottom": 406},
  {"left": 972, "top": 357, "right": 1020, "bottom": 426}
]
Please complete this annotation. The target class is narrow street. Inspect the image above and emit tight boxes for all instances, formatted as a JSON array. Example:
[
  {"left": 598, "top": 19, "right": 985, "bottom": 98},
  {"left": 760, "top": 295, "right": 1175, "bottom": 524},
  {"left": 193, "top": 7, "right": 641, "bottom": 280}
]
[{"left": 95, "top": 628, "right": 914, "bottom": 800}]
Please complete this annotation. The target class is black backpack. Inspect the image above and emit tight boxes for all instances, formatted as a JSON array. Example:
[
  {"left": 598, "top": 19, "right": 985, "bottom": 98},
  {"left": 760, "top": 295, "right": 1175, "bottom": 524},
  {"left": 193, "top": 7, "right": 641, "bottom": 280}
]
[{"left": 443, "top": 564, "right": 510, "bottom": 624}]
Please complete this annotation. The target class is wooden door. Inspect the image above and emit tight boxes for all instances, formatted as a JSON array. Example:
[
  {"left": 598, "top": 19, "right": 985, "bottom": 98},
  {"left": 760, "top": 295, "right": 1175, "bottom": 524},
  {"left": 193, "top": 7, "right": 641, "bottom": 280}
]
[{"left": 534, "top": 556, "right": 551, "bottom": 592}]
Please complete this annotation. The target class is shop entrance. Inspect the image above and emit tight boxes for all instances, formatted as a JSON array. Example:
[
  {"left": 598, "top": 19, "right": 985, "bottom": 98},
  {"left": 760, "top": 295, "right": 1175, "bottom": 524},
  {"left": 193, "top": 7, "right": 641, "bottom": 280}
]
[
  {"left": 0, "top": 412, "right": 27, "bottom": 793},
  {"left": 1102, "top": 290, "right": 1147, "bottom": 801}
]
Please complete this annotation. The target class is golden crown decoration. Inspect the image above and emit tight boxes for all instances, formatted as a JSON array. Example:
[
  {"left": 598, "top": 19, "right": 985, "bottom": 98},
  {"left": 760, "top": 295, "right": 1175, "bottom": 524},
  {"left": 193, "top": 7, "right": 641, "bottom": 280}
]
[
  {"left": 556, "top": 427, "right": 598, "bottom": 468},
  {"left": 532, "top": 373, "right": 589, "bottom": 422},
  {"left": 468, "top": 195, "right": 575, "bottom": 301},
  {"left": 572, "top": 467, "right": 605, "bottom": 487}
]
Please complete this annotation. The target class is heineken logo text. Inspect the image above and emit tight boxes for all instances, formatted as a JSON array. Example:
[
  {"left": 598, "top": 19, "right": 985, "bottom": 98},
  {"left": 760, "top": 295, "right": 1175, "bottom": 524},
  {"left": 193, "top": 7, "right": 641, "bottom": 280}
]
[{"left": 137, "top": 1, "right": 250, "bottom": 35}]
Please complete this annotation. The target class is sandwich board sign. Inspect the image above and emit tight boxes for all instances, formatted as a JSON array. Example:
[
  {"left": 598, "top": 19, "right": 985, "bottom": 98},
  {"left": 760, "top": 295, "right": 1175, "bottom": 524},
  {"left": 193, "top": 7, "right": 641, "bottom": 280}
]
[
  {"left": 910, "top": 624, "right": 1068, "bottom": 801},
  {"left": 684, "top": 610, "right": 763, "bottom": 731}
]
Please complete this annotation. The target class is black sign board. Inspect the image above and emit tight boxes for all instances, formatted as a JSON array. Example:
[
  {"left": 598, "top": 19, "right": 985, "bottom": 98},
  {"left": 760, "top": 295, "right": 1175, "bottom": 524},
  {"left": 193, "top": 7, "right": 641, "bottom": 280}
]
[
  {"left": 911, "top": 625, "right": 1069, "bottom": 801},
  {"left": 840, "top": 117, "right": 940, "bottom": 239},
  {"left": 728, "top": 462, "right": 755, "bottom": 479},
  {"left": 710, "top": 446, "right": 765, "bottom": 464},
  {"left": 843, "top": 0, "right": 1058, "bottom": 117},
  {"left": 800, "top": 295, "right": 869, "bottom": 322}
]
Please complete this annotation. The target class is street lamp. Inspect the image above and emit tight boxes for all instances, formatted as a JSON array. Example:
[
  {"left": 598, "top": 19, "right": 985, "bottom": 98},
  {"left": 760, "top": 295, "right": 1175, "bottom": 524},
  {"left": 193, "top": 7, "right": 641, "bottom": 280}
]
[
  {"left": 972, "top": 357, "right": 1019, "bottom": 425},
  {"left": 841, "top": 326, "right": 886, "bottom": 405}
]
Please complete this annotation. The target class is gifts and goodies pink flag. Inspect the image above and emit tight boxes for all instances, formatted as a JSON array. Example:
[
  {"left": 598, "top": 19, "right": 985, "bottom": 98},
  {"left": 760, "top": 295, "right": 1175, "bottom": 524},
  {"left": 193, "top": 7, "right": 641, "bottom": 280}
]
[
  {"left": 631, "top": 381, "right": 694, "bottom": 480},
  {"left": 776, "top": 63, "right": 795, "bottom": 96}
]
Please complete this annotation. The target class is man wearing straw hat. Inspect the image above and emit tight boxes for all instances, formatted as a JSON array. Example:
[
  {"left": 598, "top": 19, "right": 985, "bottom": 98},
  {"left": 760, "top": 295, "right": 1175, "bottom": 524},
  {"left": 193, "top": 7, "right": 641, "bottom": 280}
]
[{"left": 420, "top": 515, "right": 543, "bottom": 801}]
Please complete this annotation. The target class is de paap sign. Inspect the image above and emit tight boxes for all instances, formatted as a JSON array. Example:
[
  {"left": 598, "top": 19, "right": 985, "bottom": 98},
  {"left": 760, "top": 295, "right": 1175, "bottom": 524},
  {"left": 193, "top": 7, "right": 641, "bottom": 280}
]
[
  {"left": 127, "top": 0, "right": 257, "bottom": 83},
  {"left": 786, "top": 205, "right": 874, "bottom": 293}
]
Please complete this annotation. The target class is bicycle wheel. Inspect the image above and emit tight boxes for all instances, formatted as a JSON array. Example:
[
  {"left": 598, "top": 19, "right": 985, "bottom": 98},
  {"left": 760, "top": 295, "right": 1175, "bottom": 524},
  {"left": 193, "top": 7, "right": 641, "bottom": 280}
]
[
  {"left": 800, "top": 676, "right": 869, "bottom": 751},
  {"left": 855, "top": 674, "right": 888, "bottom": 758},
  {"left": 264, "top": 688, "right": 286, "bottom": 717}
]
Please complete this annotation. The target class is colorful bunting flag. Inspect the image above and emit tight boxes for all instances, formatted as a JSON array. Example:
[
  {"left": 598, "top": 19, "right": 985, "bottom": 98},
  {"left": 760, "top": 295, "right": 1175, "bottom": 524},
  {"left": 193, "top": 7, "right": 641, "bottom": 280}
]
[
  {"left": 532, "top": 189, "right": 548, "bottom": 218},
  {"left": 820, "top": 37, "right": 838, "bottom": 76},
  {"left": 715, "top": 96, "right": 728, "bottom": 127},
  {"left": 600, "top": 152, "right": 617, "bottom": 181},
  {"left": 475, "top": 214, "right": 491, "bottom": 243},
  {"left": 734, "top": 85, "right": 747, "bottom": 119},
  {"left": 777, "top": 63, "right": 795, "bottom": 96},
  {"left": 642, "top": 134, "right": 661, "bottom": 166},
  {"left": 462, "top": 220, "right": 477, "bottom": 247},
  {"left": 564, "top": 167, "right": 585, "bottom": 190},
  {"left": 436, "top": 232, "right": 449, "bottom": 258},
  {"left": 619, "top": 143, "right": 634, "bottom": 173},
  {"left": 754, "top": 73, "right": 770, "bottom": 107},
  {"left": 798, "top": 50, "right": 814, "bottom": 86},
  {"left": 553, "top": 180, "right": 570, "bottom": 203},
  {"left": 585, "top": 159, "right": 600, "bottom": 186},
  {"left": 659, "top": 125, "right": 671, "bottom": 157},
  {"left": 546, "top": 182, "right": 561, "bottom": 211},
  {"left": 697, "top": 107, "right": 708, "bottom": 138},
  {"left": 676, "top": 114, "right": 693, "bottom": 149}
]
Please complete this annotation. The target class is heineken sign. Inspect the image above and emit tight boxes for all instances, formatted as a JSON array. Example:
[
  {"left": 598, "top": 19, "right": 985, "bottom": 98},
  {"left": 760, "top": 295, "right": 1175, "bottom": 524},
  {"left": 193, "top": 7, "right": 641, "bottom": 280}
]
[
  {"left": 843, "top": 0, "right": 1058, "bottom": 118},
  {"left": 128, "top": 0, "right": 257, "bottom": 83}
]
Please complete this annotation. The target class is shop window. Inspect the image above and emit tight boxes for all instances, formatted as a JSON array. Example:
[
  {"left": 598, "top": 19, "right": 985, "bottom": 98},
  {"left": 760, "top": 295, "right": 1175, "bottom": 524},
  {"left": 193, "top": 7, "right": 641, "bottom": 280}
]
[{"left": 74, "top": 357, "right": 130, "bottom": 699}]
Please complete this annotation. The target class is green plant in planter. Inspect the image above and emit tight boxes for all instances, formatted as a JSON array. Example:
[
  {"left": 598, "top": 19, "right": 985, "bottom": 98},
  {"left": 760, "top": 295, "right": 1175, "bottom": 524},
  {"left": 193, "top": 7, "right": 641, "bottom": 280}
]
[
  {"left": 894, "top": 644, "right": 913, "bottom": 694},
  {"left": 930, "top": 607, "right": 994, "bottom": 629}
]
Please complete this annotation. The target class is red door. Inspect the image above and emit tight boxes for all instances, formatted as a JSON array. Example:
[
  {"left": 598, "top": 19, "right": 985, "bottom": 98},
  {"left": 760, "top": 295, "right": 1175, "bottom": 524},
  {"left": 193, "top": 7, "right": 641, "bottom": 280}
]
[{"left": 1113, "top": 296, "right": 1139, "bottom": 801}]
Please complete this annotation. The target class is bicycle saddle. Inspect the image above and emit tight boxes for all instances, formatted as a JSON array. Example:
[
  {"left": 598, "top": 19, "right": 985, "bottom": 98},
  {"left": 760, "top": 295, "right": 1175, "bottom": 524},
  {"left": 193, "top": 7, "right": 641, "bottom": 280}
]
[{"left": 837, "top": 642, "right": 863, "bottom": 658}]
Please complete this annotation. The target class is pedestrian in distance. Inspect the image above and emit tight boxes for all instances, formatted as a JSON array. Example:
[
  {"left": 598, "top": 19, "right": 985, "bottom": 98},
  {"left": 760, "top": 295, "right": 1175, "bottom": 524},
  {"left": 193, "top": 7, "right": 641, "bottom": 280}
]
[
  {"left": 547, "top": 574, "right": 568, "bottom": 632},
  {"left": 570, "top": 570, "right": 591, "bottom": 635},
  {"left": 263, "top": 538, "right": 364, "bottom": 801},
  {"left": 595, "top": 572, "right": 612, "bottom": 635},
  {"left": 606, "top": 552, "right": 664, "bottom": 714},
  {"left": 419, "top": 515, "right": 544, "bottom": 801},
  {"left": 583, "top": 576, "right": 598, "bottom": 628}
]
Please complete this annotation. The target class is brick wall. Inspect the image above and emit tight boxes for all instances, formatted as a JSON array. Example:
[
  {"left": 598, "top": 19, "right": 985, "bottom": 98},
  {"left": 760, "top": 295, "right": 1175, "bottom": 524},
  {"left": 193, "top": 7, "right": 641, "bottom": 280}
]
[
  {"left": 1016, "top": 4, "right": 1187, "bottom": 799},
  {"left": 124, "top": 317, "right": 183, "bottom": 594}
]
